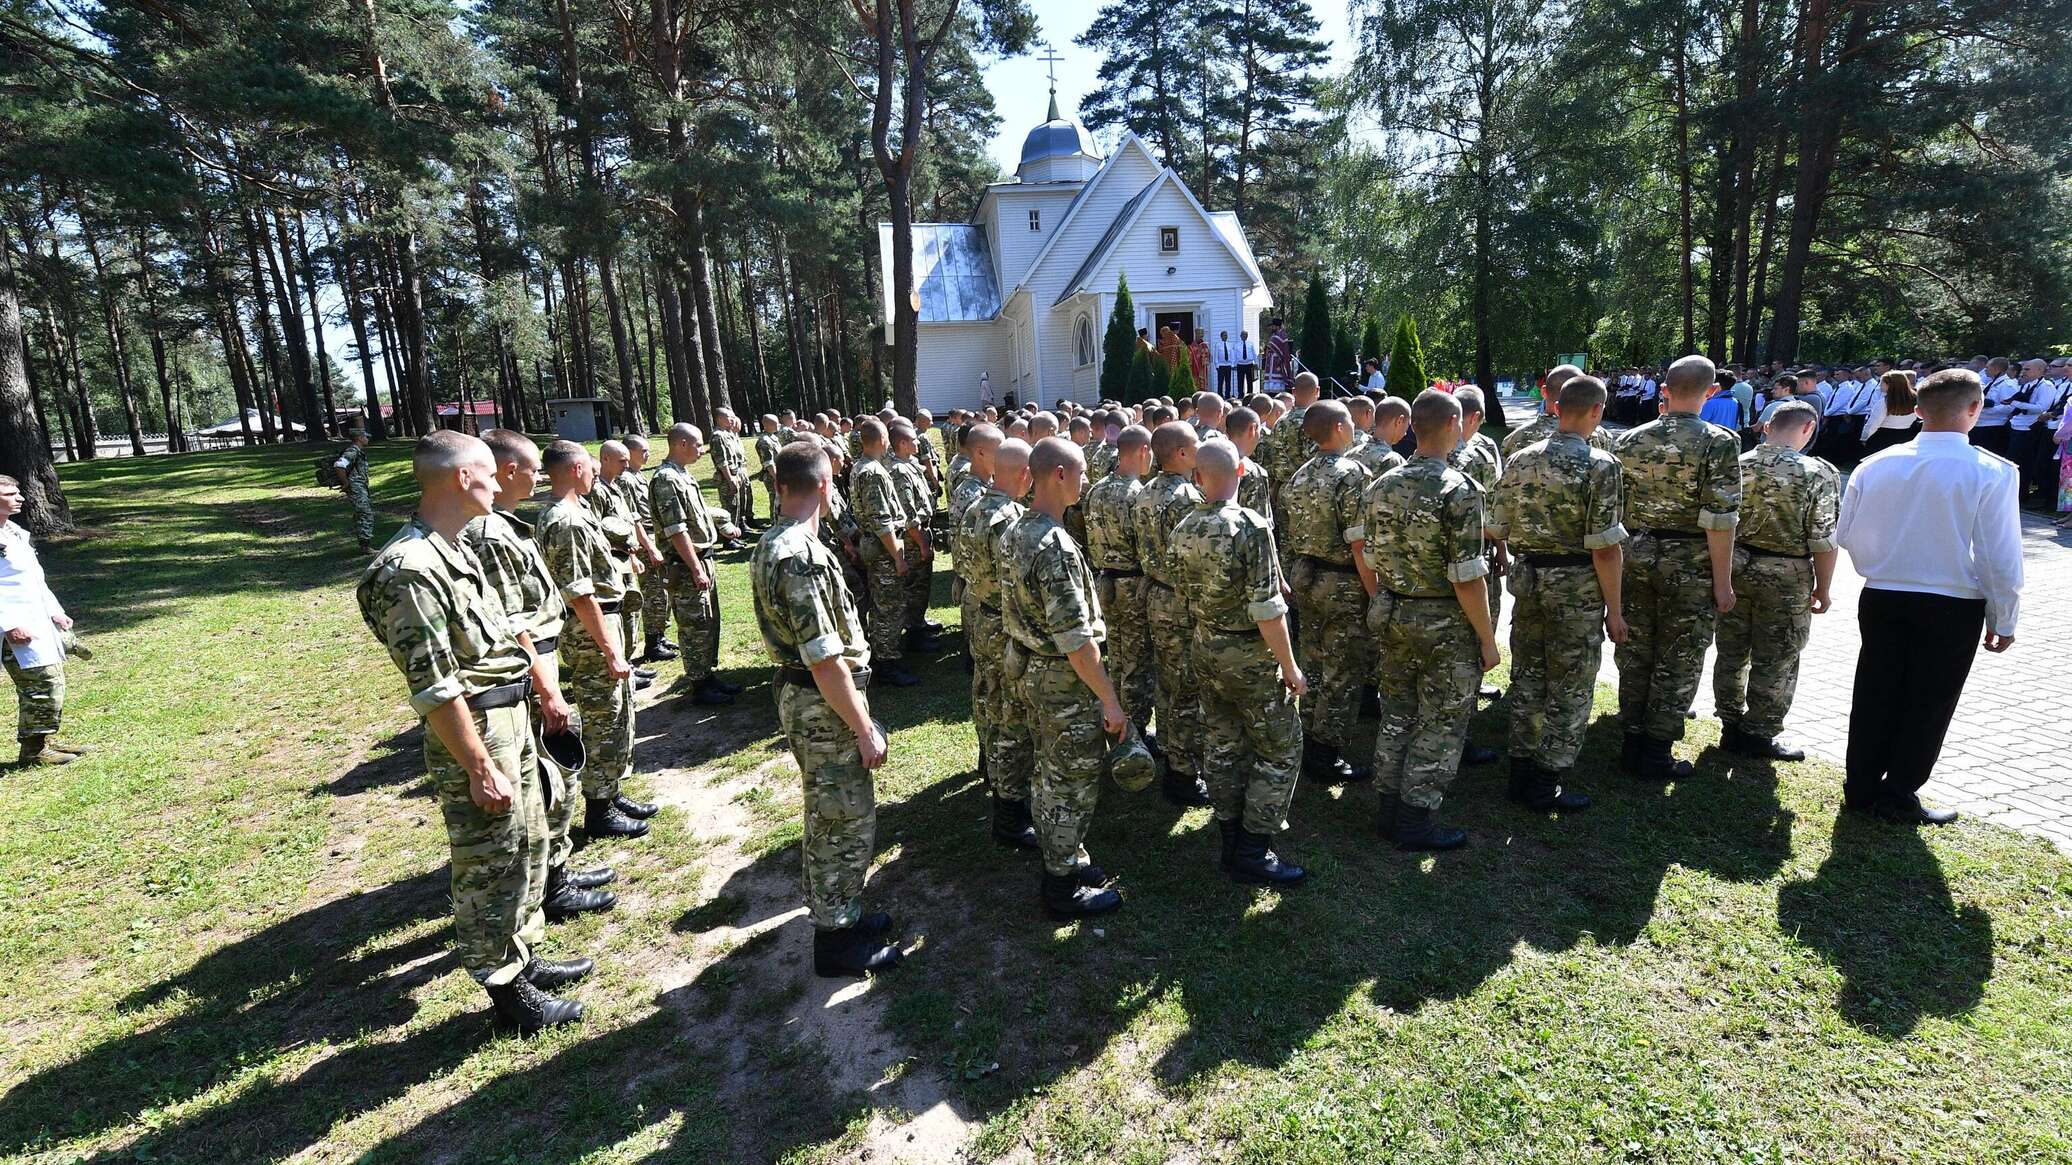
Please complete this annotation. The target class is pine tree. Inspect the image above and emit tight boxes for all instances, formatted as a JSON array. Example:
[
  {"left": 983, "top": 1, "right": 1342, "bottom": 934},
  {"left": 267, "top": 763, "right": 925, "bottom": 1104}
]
[
  {"left": 1100, "top": 273, "right": 1138, "bottom": 400},
  {"left": 1149, "top": 349, "right": 1173, "bottom": 397},
  {"left": 1169, "top": 355, "right": 1195, "bottom": 396},
  {"left": 1384, "top": 313, "right": 1427, "bottom": 400},
  {"left": 1360, "top": 314, "right": 1384, "bottom": 368},
  {"left": 1128, "top": 344, "right": 1155, "bottom": 400},
  {"left": 1298, "top": 273, "right": 1332, "bottom": 378},
  {"left": 1078, "top": 2, "right": 1200, "bottom": 173},
  {"left": 1331, "top": 318, "right": 1358, "bottom": 388}
]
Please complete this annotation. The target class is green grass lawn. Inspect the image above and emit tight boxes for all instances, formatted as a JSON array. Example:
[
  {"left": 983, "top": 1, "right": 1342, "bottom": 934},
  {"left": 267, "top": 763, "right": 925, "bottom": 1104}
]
[{"left": 1, "top": 439, "right": 2068, "bottom": 1164}]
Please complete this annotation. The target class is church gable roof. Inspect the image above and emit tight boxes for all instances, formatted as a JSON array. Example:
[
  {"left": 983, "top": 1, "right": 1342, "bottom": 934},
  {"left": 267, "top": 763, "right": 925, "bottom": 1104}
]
[
  {"left": 877, "top": 223, "right": 1001, "bottom": 323},
  {"left": 1051, "top": 169, "right": 1265, "bottom": 307},
  {"left": 1016, "top": 134, "right": 1163, "bottom": 291}
]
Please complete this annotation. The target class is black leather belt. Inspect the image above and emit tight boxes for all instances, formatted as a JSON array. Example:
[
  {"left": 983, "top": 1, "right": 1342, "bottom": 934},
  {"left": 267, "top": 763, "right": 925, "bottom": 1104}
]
[
  {"left": 1383, "top": 589, "right": 1451, "bottom": 601},
  {"left": 1200, "top": 623, "right": 1260, "bottom": 637},
  {"left": 777, "top": 664, "right": 872, "bottom": 691},
  {"left": 596, "top": 599, "right": 622, "bottom": 614},
  {"left": 1518, "top": 553, "right": 1592, "bottom": 568},
  {"left": 1636, "top": 529, "right": 1704, "bottom": 541},
  {"left": 1145, "top": 577, "right": 1176, "bottom": 591},
  {"left": 532, "top": 635, "right": 559, "bottom": 655},
  {"left": 468, "top": 677, "right": 532, "bottom": 710},
  {"left": 1097, "top": 566, "right": 1142, "bottom": 578},
  {"left": 1740, "top": 545, "right": 1811, "bottom": 560},
  {"left": 1297, "top": 554, "right": 1360, "bottom": 574}
]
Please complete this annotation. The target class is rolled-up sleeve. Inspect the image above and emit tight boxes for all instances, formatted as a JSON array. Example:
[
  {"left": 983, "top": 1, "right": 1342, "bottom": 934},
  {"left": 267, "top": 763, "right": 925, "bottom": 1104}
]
[
  {"left": 1244, "top": 522, "right": 1288, "bottom": 622},
  {"left": 1697, "top": 431, "right": 1742, "bottom": 530},
  {"left": 537, "top": 519, "right": 596, "bottom": 599},
  {"left": 651, "top": 478, "right": 691, "bottom": 538},
  {"left": 371, "top": 573, "right": 468, "bottom": 717},
  {"left": 1805, "top": 467, "right": 1841, "bottom": 554},
  {"left": 1036, "top": 541, "right": 1100, "bottom": 655},
  {"left": 1583, "top": 460, "right": 1627, "bottom": 549},
  {"left": 1445, "top": 487, "right": 1488, "bottom": 582}
]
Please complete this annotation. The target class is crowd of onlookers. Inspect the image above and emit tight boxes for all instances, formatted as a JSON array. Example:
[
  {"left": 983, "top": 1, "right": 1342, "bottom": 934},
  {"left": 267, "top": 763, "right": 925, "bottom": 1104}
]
[{"left": 1585, "top": 355, "right": 2072, "bottom": 520}]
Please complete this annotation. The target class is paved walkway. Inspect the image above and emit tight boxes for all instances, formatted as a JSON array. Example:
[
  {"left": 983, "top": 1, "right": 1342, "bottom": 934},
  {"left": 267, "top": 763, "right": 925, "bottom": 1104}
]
[{"left": 1493, "top": 398, "right": 2070, "bottom": 851}]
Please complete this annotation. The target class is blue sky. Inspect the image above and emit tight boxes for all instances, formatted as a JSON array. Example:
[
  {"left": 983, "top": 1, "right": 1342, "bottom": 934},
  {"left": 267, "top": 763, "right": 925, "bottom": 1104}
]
[{"left": 982, "top": 0, "right": 1361, "bottom": 175}]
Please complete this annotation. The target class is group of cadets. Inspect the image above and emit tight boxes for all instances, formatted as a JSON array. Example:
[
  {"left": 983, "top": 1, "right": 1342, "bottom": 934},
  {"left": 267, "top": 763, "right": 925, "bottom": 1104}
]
[{"left": 360, "top": 350, "right": 1850, "bottom": 1034}]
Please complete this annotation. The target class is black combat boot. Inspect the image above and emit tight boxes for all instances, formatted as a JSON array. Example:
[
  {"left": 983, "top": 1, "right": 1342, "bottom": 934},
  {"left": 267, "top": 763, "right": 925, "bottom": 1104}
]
[
  {"left": 1359, "top": 685, "right": 1381, "bottom": 720},
  {"left": 1217, "top": 817, "right": 1241, "bottom": 872},
  {"left": 690, "top": 676, "right": 736, "bottom": 706},
  {"left": 878, "top": 660, "right": 922, "bottom": 687},
  {"left": 633, "top": 665, "right": 658, "bottom": 681},
  {"left": 643, "top": 638, "right": 679, "bottom": 663},
  {"left": 486, "top": 976, "right": 584, "bottom": 1036},
  {"left": 543, "top": 864, "right": 618, "bottom": 921},
  {"left": 565, "top": 865, "right": 616, "bottom": 890},
  {"left": 614, "top": 794, "right": 658, "bottom": 819},
  {"left": 1393, "top": 801, "right": 1468, "bottom": 852},
  {"left": 1040, "top": 870, "right": 1121, "bottom": 920},
  {"left": 1507, "top": 756, "right": 1537, "bottom": 803},
  {"left": 812, "top": 924, "right": 903, "bottom": 978},
  {"left": 1723, "top": 725, "right": 1805, "bottom": 761},
  {"left": 522, "top": 955, "right": 595, "bottom": 990},
  {"left": 1635, "top": 737, "right": 1693, "bottom": 782},
  {"left": 1619, "top": 732, "right": 1645, "bottom": 776},
  {"left": 1523, "top": 764, "right": 1592, "bottom": 813},
  {"left": 584, "top": 797, "right": 650, "bottom": 839},
  {"left": 856, "top": 911, "right": 894, "bottom": 937},
  {"left": 712, "top": 675, "right": 745, "bottom": 695},
  {"left": 991, "top": 794, "right": 1039, "bottom": 849},
  {"left": 1229, "top": 830, "right": 1307, "bottom": 886},
  {"left": 1461, "top": 741, "right": 1501, "bottom": 766},
  {"left": 904, "top": 625, "right": 937, "bottom": 651},
  {"left": 1162, "top": 767, "right": 1211, "bottom": 807},
  {"left": 1375, "top": 792, "right": 1400, "bottom": 840}
]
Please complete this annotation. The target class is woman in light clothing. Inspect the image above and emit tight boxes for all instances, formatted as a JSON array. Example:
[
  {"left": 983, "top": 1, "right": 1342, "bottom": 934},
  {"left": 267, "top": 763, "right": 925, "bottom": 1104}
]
[
  {"left": 0, "top": 475, "right": 83, "bottom": 766},
  {"left": 1861, "top": 368, "right": 1921, "bottom": 457}
]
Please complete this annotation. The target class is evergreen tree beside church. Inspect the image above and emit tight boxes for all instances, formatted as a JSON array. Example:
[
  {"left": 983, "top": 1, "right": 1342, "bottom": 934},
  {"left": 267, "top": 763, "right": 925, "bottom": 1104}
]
[{"left": 1101, "top": 274, "right": 1138, "bottom": 400}]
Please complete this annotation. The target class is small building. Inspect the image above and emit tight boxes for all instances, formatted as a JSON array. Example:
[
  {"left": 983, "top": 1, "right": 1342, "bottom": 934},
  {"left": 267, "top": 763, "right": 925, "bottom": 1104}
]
[
  {"left": 880, "top": 91, "right": 1272, "bottom": 413},
  {"left": 547, "top": 398, "right": 612, "bottom": 443}
]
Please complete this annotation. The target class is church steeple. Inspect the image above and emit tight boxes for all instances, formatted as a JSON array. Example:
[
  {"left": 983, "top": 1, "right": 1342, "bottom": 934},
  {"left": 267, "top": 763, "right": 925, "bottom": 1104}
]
[
  {"left": 1041, "top": 45, "right": 1063, "bottom": 124},
  {"left": 1017, "top": 46, "right": 1100, "bottom": 184}
]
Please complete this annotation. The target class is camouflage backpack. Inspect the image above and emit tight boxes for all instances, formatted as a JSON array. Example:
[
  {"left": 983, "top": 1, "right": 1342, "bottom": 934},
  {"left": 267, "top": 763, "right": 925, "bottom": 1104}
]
[{"left": 315, "top": 448, "right": 349, "bottom": 490}]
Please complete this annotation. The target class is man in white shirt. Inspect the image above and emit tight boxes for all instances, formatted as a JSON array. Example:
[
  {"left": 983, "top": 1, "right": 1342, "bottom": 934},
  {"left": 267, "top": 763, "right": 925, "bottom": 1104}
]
[
  {"left": 0, "top": 475, "right": 82, "bottom": 767},
  {"left": 1235, "top": 331, "right": 1258, "bottom": 396},
  {"left": 1836, "top": 368, "right": 2023, "bottom": 825},
  {"left": 2006, "top": 358, "right": 2063, "bottom": 504},
  {"left": 1971, "top": 357, "right": 2020, "bottom": 455},
  {"left": 1213, "top": 331, "right": 1236, "bottom": 398}
]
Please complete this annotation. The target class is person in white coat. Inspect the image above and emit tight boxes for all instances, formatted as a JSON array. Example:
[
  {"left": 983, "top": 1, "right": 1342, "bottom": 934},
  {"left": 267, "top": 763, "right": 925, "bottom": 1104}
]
[{"left": 0, "top": 475, "right": 83, "bottom": 766}]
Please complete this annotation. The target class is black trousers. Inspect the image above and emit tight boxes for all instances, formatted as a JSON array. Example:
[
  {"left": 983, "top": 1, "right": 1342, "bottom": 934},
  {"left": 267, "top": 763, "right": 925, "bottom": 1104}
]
[
  {"left": 1844, "top": 588, "right": 1985, "bottom": 805},
  {"left": 1216, "top": 366, "right": 1233, "bottom": 397},
  {"left": 1236, "top": 363, "right": 1256, "bottom": 394},
  {"left": 1970, "top": 424, "right": 2011, "bottom": 456}
]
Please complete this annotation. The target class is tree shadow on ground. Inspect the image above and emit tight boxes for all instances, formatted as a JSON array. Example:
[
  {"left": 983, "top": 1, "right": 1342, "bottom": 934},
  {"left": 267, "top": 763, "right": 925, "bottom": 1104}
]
[
  {"left": 1776, "top": 813, "right": 1994, "bottom": 1037},
  {"left": 323, "top": 726, "right": 428, "bottom": 797}
]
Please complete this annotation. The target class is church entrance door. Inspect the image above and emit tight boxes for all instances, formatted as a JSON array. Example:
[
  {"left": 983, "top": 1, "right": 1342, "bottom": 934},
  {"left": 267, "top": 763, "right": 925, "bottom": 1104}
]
[{"left": 1153, "top": 311, "right": 1194, "bottom": 346}]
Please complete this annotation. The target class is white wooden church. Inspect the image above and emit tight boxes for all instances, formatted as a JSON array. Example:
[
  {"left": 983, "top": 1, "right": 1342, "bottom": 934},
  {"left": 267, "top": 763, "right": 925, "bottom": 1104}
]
[{"left": 879, "top": 92, "right": 1273, "bottom": 414}]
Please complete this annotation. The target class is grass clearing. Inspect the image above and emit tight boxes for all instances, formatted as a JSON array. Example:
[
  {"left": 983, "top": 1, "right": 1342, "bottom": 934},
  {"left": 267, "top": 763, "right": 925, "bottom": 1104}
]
[{"left": 0, "top": 440, "right": 2067, "bottom": 1163}]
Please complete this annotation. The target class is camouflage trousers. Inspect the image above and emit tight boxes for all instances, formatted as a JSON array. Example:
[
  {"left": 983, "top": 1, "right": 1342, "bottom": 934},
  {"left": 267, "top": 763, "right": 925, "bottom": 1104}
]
[
  {"left": 347, "top": 480, "right": 375, "bottom": 546},
  {"left": 1485, "top": 549, "right": 1504, "bottom": 627},
  {"left": 427, "top": 701, "right": 547, "bottom": 985},
  {"left": 618, "top": 570, "right": 645, "bottom": 669},
  {"left": 1194, "top": 628, "right": 1303, "bottom": 834},
  {"left": 666, "top": 557, "right": 719, "bottom": 682},
  {"left": 1616, "top": 536, "right": 1718, "bottom": 742},
  {"left": 1010, "top": 648, "right": 1107, "bottom": 877},
  {"left": 777, "top": 682, "right": 874, "bottom": 930},
  {"left": 717, "top": 470, "right": 749, "bottom": 528},
  {"left": 1096, "top": 575, "right": 1154, "bottom": 730},
  {"left": 1506, "top": 562, "right": 1607, "bottom": 770},
  {"left": 964, "top": 594, "right": 1032, "bottom": 802},
  {"left": 1369, "top": 594, "right": 1479, "bottom": 810},
  {"left": 1713, "top": 552, "right": 1814, "bottom": 739},
  {"left": 1291, "top": 560, "right": 1372, "bottom": 749},
  {"left": 534, "top": 700, "right": 582, "bottom": 870},
  {"left": 560, "top": 627, "right": 634, "bottom": 801},
  {"left": 1145, "top": 580, "right": 1203, "bottom": 776},
  {"left": 4, "top": 649, "right": 63, "bottom": 740},
  {"left": 640, "top": 555, "right": 671, "bottom": 648},
  {"left": 903, "top": 545, "right": 936, "bottom": 630},
  {"left": 860, "top": 544, "right": 906, "bottom": 662}
]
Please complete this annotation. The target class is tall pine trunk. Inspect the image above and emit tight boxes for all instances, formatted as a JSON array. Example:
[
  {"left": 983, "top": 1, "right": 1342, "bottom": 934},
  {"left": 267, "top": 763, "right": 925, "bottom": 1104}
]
[{"left": 0, "top": 216, "right": 70, "bottom": 531}]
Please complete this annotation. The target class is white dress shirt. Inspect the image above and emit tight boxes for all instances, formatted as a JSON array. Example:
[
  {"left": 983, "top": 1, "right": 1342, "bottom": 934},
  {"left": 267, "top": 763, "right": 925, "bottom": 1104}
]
[
  {"left": 1213, "top": 340, "right": 1234, "bottom": 369},
  {"left": 1861, "top": 388, "right": 1918, "bottom": 436},
  {"left": 0, "top": 521, "right": 67, "bottom": 669},
  {"left": 2008, "top": 377, "right": 2062, "bottom": 432},
  {"left": 1977, "top": 375, "right": 2021, "bottom": 427},
  {"left": 1237, "top": 341, "right": 1257, "bottom": 365},
  {"left": 1837, "top": 431, "right": 2024, "bottom": 635}
]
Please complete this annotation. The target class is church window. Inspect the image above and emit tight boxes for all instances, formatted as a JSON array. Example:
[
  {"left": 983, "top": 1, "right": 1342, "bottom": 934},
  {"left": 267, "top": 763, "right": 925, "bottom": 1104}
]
[
  {"left": 1074, "top": 315, "right": 1096, "bottom": 368},
  {"left": 1029, "top": 209, "right": 1041, "bottom": 231}
]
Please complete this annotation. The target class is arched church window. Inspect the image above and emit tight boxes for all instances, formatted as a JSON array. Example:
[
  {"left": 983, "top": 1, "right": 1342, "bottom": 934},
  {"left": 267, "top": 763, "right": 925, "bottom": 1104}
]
[{"left": 1074, "top": 314, "right": 1096, "bottom": 368}]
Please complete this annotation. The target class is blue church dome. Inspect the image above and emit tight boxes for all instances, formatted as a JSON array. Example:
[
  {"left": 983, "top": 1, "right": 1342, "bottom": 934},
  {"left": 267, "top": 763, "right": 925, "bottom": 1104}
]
[{"left": 1016, "top": 93, "right": 1102, "bottom": 182}]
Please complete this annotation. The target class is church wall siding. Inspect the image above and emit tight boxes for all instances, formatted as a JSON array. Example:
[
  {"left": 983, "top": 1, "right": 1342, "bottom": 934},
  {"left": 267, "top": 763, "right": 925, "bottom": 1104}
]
[
  {"left": 994, "top": 189, "right": 1080, "bottom": 290},
  {"left": 1083, "top": 182, "right": 1253, "bottom": 304},
  {"left": 914, "top": 323, "right": 1005, "bottom": 415},
  {"left": 1020, "top": 145, "right": 1162, "bottom": 306}
]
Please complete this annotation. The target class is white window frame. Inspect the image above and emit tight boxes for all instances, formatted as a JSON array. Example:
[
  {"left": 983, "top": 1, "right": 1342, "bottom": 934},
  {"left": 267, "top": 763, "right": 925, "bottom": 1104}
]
[
  {"left": 1074, "top": 314, "right": 1096, "bottom": 368},
  {"left": 1029, "top": 209, "right": 1041, "bottom": 232}
]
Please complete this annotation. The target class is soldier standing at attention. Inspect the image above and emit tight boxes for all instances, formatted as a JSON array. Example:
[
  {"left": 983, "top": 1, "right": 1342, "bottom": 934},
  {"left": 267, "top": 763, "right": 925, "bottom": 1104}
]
[
  {"left": 1224, "top": 406, "right": 1273, "bottom": 524},
  {"left": 1713, "top": 401, "right": 1838, "bottom": 760},
  {"left": 1489, "top": 375, "right": 1621, "bottom": 814},
  {"left": 465, "top": 430, "right": 623, "bottom": 914},
  {"left": 888, "top": 423, "right": 941, "bottom": 648},
  {"left": 1504, "top": 366, "right": 1621, "bottom": 460},
  {"left": 1352, "top": 397, "right": 1409, "bottom": 479},
  {"left": 1282, "top": 400, "right": 1378, "bottom": 784},
  {"left": 536, "top": 440, "right": 649, "bottom": 841},
  {"left": 947, "top": 421, "right": 980, "bottom": 504},
  {"left": 850, "top": 419, "right": 922, "bottom": 687},
  {"left": 648, "top": 425, "right": 742, "bottom": 707},
  {"left": 1615, "top": 354, "right": 1743, "bottom": 781},
  {"left": 358, "top": 431, "right": 590, "bottom": 1034},
  {"left": 620, "top": 436, "right": 678, "bottom": 667},
  {"left": 914, "top": 410, "right": 945, "bottom": 505},
  {"left": 1259, "top": 371, "right": 1324, "bottom": 543},
  {"left": 710, "top": 410, "right": 753, "bottom": 540},
  {"left": 1361, "top": 392, "right": 1501, "bottom": 850},
  {"left": 592, "top": 442, "right": 657, "bottom": 687},
  {"left": 1082, "top": 425, "right": 1155, "bottom": 746},
  {"left": 957, "top": 434, "right": 1038, "bottom": 848},
  {"left": 334, "top": 427, "right": 377, "bottom": 552},
  {"left": 1000, "top": 437, "right": 1128, "bottom": 920},
  {"left": 1170, "top": 440, "right": 1309, "bottom": 885},
  {"left": 0, "top": 476, "right": 83, "bottom": 766},
  {"left": 752, "top": 441, "right": 903, "bottom": 978},
  {"left": 1451, "top": 387, "right": 1508, "bottom": 714},
  {"left": 1133, "top": 422, "right": 1214, "bottom": 807},
  {"left": 754, "top": 415, "right": 783, "bottom": 523}
]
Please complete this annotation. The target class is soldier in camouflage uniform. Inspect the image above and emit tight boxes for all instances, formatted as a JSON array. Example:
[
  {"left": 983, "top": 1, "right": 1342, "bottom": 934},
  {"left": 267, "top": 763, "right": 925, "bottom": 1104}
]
[
  {"left": 591, "top": 443, "right": 655, "bottom": 688},
  {"left": 888, "top": 424, "right": 941, "bottom": 644},
  {"left": 620, "top": 436, "right": 680, "bottom": 668},
  {"left": 1257, "top": 371, "right": 1323, "bottom": 543},
  {"left": 751, "top": 441, "right": 902, "bottom": 979},
  {"left": 1281, "top": 401, "right": 1378, "bottom": 783},
  {"left": 1489, "top": 375, "right": 1621, "bottom": 813},
  {"left": 535, "top": 441, "right": 649, "bottom": 841},
  {"left": 1085, "top": 409, "right": 1121, "bottom": 484},
  {"left": 0, "top": 477, "right": 81, "bottom": 765},
  {"left": 1133, "top": 422, "right": 1214, "bottom": 807},
  {"left": 358, "top": 431, "right": 589, "bottom": 1034},
  {"left": 464, "top": 430, "right": 626, "bottom": 916},
  {"left": 333, "top": 428, "right": 377, "bottom": 552},
  {"left": 914, "top": 410, "right": 945, "bottom": 504},
  {"left": 753, "top": 415, "right": 783, "bottom": 526},
  {"left": 1224, "top": 407, "right": 1274, "bottom": 524},
  {"left": 650, "top": 425, "right": 741, "bottom": 707},
  {"left": 1082, "top": 425, "right": 1155, "bottom": 740},
  {"left": 1000, "top": 438, "right": 1128, "bottom": 920},
  {"left": 1713, "top": 401, "right": 1838, "bottom": 760},
  {"left": 1170, "top": 440, "right": 1308, "bottom": 885},
  {"left": 1450, "top": 387, "right": 1510, "bottom": 718},
  {"left": 1360, "top": 392, "right": 1501, "bottom": 850},
  {"left": 849, "top": 420, "right": 923, "bottom": 687},
  {"left": 1503, "top": 365, "right": 1620, "bottom": 460},
  {"left": 709, "top": 410, "right": 753, "bottom": 539},
  {"left": 1614, "top": 355, "right": 1743, "bottom": 780},
  {"left": 952, "top": 429, "right": 1039, "bottom": 849}
]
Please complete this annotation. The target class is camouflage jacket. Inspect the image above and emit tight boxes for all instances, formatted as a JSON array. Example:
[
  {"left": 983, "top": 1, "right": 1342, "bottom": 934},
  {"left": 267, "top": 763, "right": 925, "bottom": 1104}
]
[
  {"left": 1281, "top": 452, "right": 1370, "bottom": 564},
  {"left": 1259, "top": 403, "right": 1315, "bottom": 500},
  {"left": 712, "top": 430, "right": 748, "bottom": 478},
  {"left": 1083, "top": 473, "right": 1143, "bottom": 572},
  {"left": 1086, "top": 440, "right": 1118, "bottom": 484},
  {"left": 891, "top": 456, "right": 934, "bottom": 528},
  {"left": 948, "top": 472, "right": 989, "bottom": 532},
  {"left": 916, "top": 432, "right": 943, "bottom": 482},
  {"left": 358, "top": 514, "right": 529, "bottom": 718},
  {"left": 821, "top": 487, "right": 859, "bottom": 563},
  {"left": 751, "top": 515, "right": 869, "bottom": 670},
  {"left": 850, "top": 456, "right": 914, "bottom": 540},
  {"left": 460, "top": 507, "right": 566, "bottom": 645},
  {"left": 1236, "top": 455, "right": 1272, "bottom": 525},
  {"left": 1361, "top": 455, "right": 1487, "bottom": 598},
  {"left": 650, "top": 458, "right": 719, "bottom": 554},
  {"left": 1614, "top": 412, "right": 1742, "bottom": 535},
  {"left": 1448, "top": 431, "right": 1501, "bottom": 496},
  {"left": 586, "top": 474, "right": 640, "bottom": 571},
  {"left": 1170, "top": 499, "right": 1288, "bottom": 632},
  {"left": 1132, "top": 471, "right": 1204, "bottom": 586},
  {"left": 337, "top": 443, "right": 371, "bottom": 488},
  {"left": 1349, "top": 438, "right": 1405, "bottom": 481},
  {"left": 1490, "top": 431, "right": 1627, "bottom": 557},
  {"left": 753, "top": 432, "right": 782, "bottom": 479},
  {"left": 1735, "top": 443, "right": 1840, "bottom": 557},
  {"left": 953, "top": 487, "right": 1024, "bottom": 608},
  {"left": 538, "top": 494, "right": 628, "bottom": 617},
  {"left": 999, "top": 509, "right": 1105, "bottom": 658},
  {"left": 1502, "top": 410, "right": 1616, "bottom": 460}
]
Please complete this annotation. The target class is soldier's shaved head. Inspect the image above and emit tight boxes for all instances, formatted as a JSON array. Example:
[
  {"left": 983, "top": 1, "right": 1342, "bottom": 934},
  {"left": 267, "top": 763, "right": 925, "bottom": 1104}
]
[
  {"left": 1145, "top": 404, "right": 1177, "bottom": 427},
  {"left": 995, "top": 437, "right": 1032, "bottom": 474},
  {"left": 1029, "top": 411, "right": 1060, "bottom": 441},
  {"left": 1195, "top": 439, "right": 1240, "bottom": 478},
  {"left": 858, "top": 417, "right": 888, "bottom": 452},
  {"left": 1345, "top": 396, "right": 1375, "bottom": 426},
  {"left": 1543, "top": 364, "right": 1583, "bottom": 406},
  {"left": 1292, "top": 371, "right": 1320, "bottom": 401},
  {"left": 481, "top": 428, "right": 539, "bottom": 467},
  {"left": 1151, "top": 420, "right": 1199, "bottom": 469},
  {"left": 1557, "top": 375, "right": 1608, "bottom": 416},
  {"left": 1302, "top": 399, "right": 1350, "bottom": 444},
  {"left": 1028, "top": 435, "right": 1084, "bottom": 482},
  {"left": 965, "top": 422, "right": 1003, "bottom": 456},
  {"left": 1454, "top": 386, "right": 1486, "bottom": 419},
  {"left": 1664, "top": 354, "right": 1717, "bottom": 398},
  {"left": 415, "top": 430, "right": 494, "bottom": 483},
  {"left": 1410, "top": 390, "right": 1462, "bottom": 441},
  {"left": 1226, "top": 406, "right": 1260, "bottom": 441},
  {"left": 1765, "top": 400, "right": 1819, "bottom": 440},
  {"left": 600, "top": 439, "right": 628, "bottom": 460},
  {"left": 1115, "top": 424, "right": 1152, "bottom": 453},
  {"left": 773, "top": 441, "right": 831, "bottom": 497},
  {"left": 540, "top": 438, "right": 588, "bottom": 476}
]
